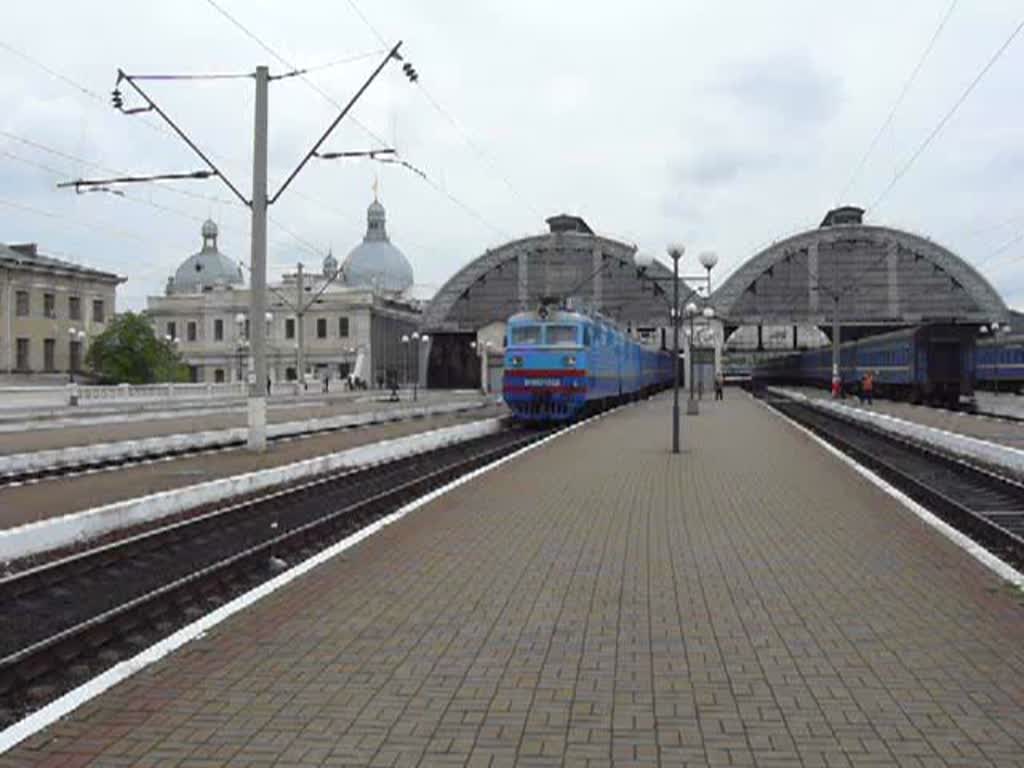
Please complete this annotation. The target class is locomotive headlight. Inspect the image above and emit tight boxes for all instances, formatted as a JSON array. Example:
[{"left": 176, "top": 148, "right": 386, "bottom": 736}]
[
  {"left": 563, "top": 354, "right": 577, "bottom": 367},
  {"left": 509, "top": 355, "right": 523, "bottom": 368}
]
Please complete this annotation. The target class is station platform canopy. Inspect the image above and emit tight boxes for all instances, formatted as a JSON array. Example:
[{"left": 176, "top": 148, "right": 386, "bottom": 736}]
[
  {"left": 710, "top": 206, "right": 1009, "bottom": 341},
  {"left": 420, "top": 215, "right": 696, "bottom": 387}
]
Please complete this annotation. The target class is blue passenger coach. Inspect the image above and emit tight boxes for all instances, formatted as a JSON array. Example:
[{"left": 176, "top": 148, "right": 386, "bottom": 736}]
[
  {"left": 753, "top": 323, "right": 976, "bottom": 407},
  {"left": 502, "top": 306, "right": 674, "bottom": 423},
  {"left": 977, "top": 333, "right": 1024, "bottom": 393}
]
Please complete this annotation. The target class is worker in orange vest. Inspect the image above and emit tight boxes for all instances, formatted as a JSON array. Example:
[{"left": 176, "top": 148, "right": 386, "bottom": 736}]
[
  {"left": 862, "top": 371, "right": 874, "bottom": 405},
  {"left": 831, "top": 366, "right": 841, "bottom": 399}
]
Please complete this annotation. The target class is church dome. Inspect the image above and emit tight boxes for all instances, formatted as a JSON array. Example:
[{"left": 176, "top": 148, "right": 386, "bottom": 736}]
[
  {"left": 323, "top": 249, "right": 339, "bottom": 279},
  {"left": 342, "top": 193, "right": 413, "bottom": 293},
  {"left": 169, "top": 219, "right": 243, "bottom": 294}
]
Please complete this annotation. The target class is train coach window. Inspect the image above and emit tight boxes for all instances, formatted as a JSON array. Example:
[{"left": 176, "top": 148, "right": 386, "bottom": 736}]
[
  {"left": 547, "top": 325, "right": 578, "bottom": 346},
  {"left": 510, "top": 325, "right": 542, "bottom": 345},
  {"left": 583, "top": 326, "right": 592, "bottom": 346}
]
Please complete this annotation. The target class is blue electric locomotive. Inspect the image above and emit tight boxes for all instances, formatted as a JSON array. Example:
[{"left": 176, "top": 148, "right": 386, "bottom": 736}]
[
  {"left": 503, "top": 306, "right": 674, "bottom": 423},
  {"left": 753, "top": 323, "right": 977, "bottom": 407}
]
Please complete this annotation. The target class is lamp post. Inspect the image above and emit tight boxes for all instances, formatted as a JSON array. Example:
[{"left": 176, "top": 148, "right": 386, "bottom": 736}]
[
  {"left": 702, "top": 306, "right": 716, "bottom": 402},
  {"left": 234, "top": 313, "right": 248, "bottom": 386},
  {"left": 401, "top": 333, "right": 410, "bottom": 399},
  {"left": 684, "top": 302, "right": 699, "bottom": 414},
  {"left": 67, "top": 327, "right": 86, "bottom": 385},
  {"left": 414, "top": 332, "right": 428, "bottom": 401},
  {"left": 699, "top": 251, "right": 719, "bottom": 297},
  {"left": 666, "top": 245, "right": 685, "bottom": 452},
  {"left": 981, "top": 322, "right": 1011, "bottom": 394}
]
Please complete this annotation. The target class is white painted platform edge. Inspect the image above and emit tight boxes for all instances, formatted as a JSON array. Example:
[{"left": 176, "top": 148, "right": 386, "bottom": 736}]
[
  {"left": 0, "top": 399, "right": 600, "bottom": 756},
  {"left": 769, "top": 388, "right": 1024, "bottom": 477},
  {"left": 0, "top": 416, "right": 503, "bottom": 564},
  {"left": 755, "top": 393, "right": 1024, "bottom": 590},
  {"left": 0, "top": 399, "right": 489, "bottom": 474}
]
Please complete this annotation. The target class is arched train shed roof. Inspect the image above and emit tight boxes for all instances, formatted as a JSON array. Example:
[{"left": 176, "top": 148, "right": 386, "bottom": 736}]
[
  {"left": 421, "top": 217, "right": 686, "bottom": 333},
  {"left": 710, "top": 221, "right": 1008, "bottom": 328}
]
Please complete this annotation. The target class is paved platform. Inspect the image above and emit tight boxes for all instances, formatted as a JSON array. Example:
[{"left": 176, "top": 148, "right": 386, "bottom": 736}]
[
  {"left": 788, "top": 386, "right": 1024, "bottom": 450},
  {"left": 0, "top": 405, "right": 506, "bottom": 532},
  {"left": 5, "top": 391, "right": 1024, "bottom": 767},
  {"left": 0, "top": 391, "right": 488, "bottom": 455}
]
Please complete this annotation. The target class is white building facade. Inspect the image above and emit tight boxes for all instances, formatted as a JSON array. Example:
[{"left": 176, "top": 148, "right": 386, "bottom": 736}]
[{"left": 146, "top": 197, "right": 421, "bottom": 388}]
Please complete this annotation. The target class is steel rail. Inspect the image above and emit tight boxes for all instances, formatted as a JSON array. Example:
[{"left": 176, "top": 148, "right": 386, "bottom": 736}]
[{"left": 762, "top": 392, "right": 1024, "bottom": 570}]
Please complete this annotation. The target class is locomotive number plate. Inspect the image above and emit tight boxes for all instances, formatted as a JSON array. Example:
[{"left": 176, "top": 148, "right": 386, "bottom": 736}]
[{"left": 523, "top": 378, "right": 561, "bottom": 387}]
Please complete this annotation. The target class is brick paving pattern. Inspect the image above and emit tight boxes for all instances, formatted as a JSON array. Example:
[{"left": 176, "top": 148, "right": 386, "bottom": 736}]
[{"left": 4, "top": 391, "right": 1024, "bottom": 767}]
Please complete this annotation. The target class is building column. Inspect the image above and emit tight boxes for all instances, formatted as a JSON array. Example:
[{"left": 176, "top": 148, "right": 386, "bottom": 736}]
[
  {"left": 887, "top": 240, "right": 900, "bottom": 318},
  {"left": 807, "top": 242, "right": 819, "bottom": 313}
]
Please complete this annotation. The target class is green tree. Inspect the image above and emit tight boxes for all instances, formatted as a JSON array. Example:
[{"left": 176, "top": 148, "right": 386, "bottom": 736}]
[{"left": 85, "top": 312, "right": 188, "bottom": 384}]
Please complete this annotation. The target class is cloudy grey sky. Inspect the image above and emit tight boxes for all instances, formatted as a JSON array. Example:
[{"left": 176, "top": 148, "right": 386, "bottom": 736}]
[{"left": 2, "top": 1, "right": 1022, "bottom": 311}]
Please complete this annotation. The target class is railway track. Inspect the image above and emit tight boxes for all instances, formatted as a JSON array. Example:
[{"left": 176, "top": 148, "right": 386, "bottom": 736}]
[
  {"left": 0, "top": 402, "right": 493, "bottom": 490},
  {"left": 0, "top": 424, "right": 549, "bottom": 728},
  {"left": 761, "top": 391, "right": 1024, "bottom": 571}
]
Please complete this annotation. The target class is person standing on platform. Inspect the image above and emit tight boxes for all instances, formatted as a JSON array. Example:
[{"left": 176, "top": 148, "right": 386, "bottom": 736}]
[
  {"left": 863, "top": 370, "right": 874, "bottom": 405},
  {"left": 714, "top": 372, "right": 724, "bottom": 400}
]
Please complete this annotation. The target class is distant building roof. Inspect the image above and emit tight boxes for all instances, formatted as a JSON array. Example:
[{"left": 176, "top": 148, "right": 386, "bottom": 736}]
[
  {"left": 546, "top": 214, "right": 594, "bottom": 235},
  {"left": 0, "top": 242, "right": 124, "bottom": 283},
  {"left": 168, "top": 219, "right": 244, "bottom": 294},
  {"left": 820, "top": 206, "right": 865, "bottom": 227},
  {"left": 342, "top": 194, "right": 414, "bottom": 293}
]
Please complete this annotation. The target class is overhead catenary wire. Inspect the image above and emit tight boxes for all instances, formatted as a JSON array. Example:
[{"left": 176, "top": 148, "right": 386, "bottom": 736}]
[
  {"left": 204, "top": 0, "right": 517, "bottom": 241},
  {"left": 837, "top": 0, "right": 959, "bottom": 203},
  {"left": 0, "top": 131, "right": 324, "bottom": 261},
  {"left": 343, "top": 0, "right": 543, "bottom": 222},
  {"left": 867, "top": 15, "right": 1024, "bottom": 213}
]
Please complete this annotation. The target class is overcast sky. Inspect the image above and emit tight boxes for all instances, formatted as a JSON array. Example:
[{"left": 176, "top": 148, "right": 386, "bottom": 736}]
[{"left": 2, "top": 1, "right": 1022, "bottom": 312}]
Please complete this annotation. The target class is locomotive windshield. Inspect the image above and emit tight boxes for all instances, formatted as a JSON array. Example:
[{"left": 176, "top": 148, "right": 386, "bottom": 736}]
[
  {"left": 546, "top": 325, "right": 579, "bottom": 346},
  {"left": 510, "top": 324, "right": 542, "bottom": 345}
]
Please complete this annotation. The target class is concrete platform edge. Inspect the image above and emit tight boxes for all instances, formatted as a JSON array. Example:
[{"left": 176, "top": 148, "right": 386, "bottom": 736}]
[
  {"left": 0, "top": 416, "right": 504, "bottom": 564},
  {"left": 0, "top": 399, "right": 491, "bottom": 475},
  {"left": 770, "top": 387, "right": 1024, "bottom": 476}
]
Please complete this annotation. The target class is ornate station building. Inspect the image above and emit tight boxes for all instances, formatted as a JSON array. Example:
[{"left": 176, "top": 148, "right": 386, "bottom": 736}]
[{"left": 146, "top": 194, "right": 420, "bottom": 387}]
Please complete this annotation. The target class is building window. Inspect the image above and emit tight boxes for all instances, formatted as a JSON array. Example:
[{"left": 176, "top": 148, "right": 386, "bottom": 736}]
[
  {"left": 338, "top": 362, "right": 351, "bottom": 378},
  {"left": 286, "top": 367, "right": 297, "bottom": 381},
  {"left": 338, "top": 316, "right": 349, "bottom": 337},
  {"left": 187, "top": 321, "right": 197, "bottom": 342},
  {"left": 214, "top": 318, "right": 224, "bottom": 341},
  {"left": 68, "top": 296, "right": 81, "bottom": 320},
  {"left": 15, "top": 291, "right": 29, "bottom": 317},
  {"left": 16, "top": 338, "right": 30, "bottom": 371},
  {"left": 44, "top": 293, "right": 56, "bottom": 319},
  {"left": 69, "top": 340, "right": 82, "bottom": 372},
  {"left": 285, "top": 317, "right": 295, "bottom": 340},
  {"left": 92, "top": 300, "right": 105, "bottom": 323},
  {"left": 316, "top": 317, "right": 327, "bottom": 339},
  {"left": 166, "top": 321, "right": 177, "bottom": 340},
  {"left": 44, "top": 339, "right": 55, "bottom": 371},
  {"left": 214, "top": 368, "right": 225, "bottom": 383}
]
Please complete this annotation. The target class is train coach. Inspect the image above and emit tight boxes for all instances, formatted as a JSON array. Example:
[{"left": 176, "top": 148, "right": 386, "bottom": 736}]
[
  {"left": 502, "top": 305, "right": 674, "bottom": 423},
  {"left": 753, "top": 323, "right": 977, "bottom": 408},
  {"left": 976, "top": 333, "right": 1024, "bottom": 394}
]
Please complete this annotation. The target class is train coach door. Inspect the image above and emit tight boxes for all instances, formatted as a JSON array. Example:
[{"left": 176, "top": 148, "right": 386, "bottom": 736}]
[{"left": 930, "top": 341, "right": 959, "bottom": 382}]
